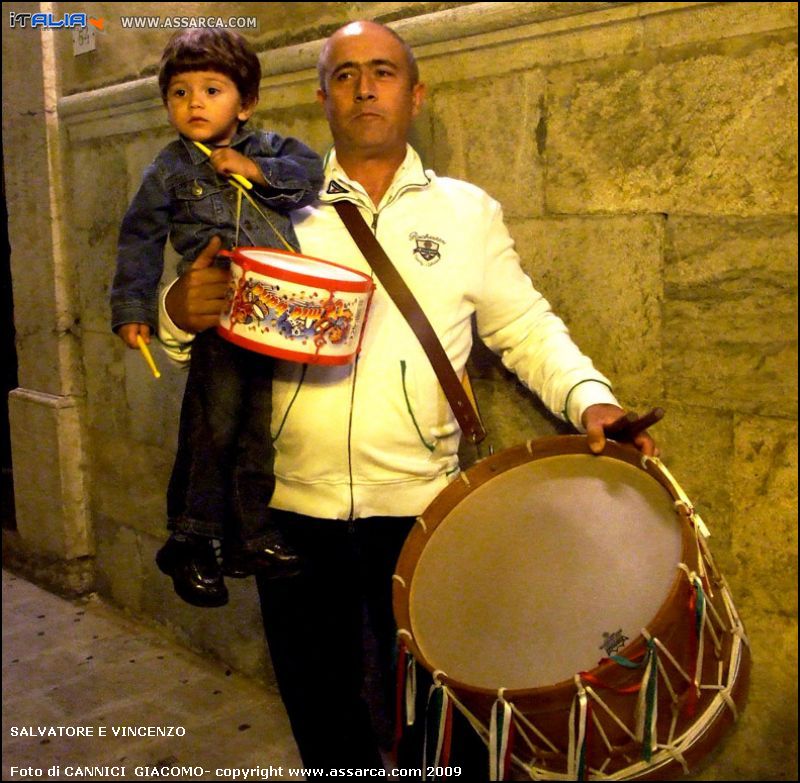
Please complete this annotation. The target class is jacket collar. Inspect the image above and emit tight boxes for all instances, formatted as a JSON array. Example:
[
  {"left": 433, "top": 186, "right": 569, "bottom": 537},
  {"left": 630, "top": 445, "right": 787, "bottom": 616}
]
[
  {"left": 319, "top": 144, "right": 431, "bottom": 209},
  {"left": 180, "top": 127, "right": 255, "bottom": 164}
]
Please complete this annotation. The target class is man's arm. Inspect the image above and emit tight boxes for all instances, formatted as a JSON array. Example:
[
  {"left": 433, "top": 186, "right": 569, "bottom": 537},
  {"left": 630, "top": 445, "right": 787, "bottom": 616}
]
[
  {"left": 475, "top": 200, "right": 656, "bottom": 455},
  {"left": 158, "top": 283, "right": 195, "bottom": 363}
]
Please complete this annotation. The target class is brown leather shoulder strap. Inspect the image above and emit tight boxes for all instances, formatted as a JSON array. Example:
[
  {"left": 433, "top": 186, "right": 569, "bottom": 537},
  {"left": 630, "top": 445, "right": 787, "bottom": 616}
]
[{"left": 334, "top": 199, "right": 486, "bottom": 443}]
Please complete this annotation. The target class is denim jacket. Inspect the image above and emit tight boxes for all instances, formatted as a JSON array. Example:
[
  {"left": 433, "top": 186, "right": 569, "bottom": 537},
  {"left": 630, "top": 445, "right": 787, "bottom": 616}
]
[{"left": 110, "top": 128, "right": 324, "bottom": 331}]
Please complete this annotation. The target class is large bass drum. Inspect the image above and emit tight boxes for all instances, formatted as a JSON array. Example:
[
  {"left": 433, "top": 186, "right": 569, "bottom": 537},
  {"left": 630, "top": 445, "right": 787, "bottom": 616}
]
[{"left": 393, "top": 437, "right": 749, "bottom": 780}]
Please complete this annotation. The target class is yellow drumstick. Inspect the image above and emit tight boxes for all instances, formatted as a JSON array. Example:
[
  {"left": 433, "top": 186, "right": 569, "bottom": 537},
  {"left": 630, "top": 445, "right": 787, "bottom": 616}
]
[
  {"left": 193, "top": 141, "right": 253, "bottom": 190},
  {"left": 136, "top": 335, "right": 161, "bottom": 379}
]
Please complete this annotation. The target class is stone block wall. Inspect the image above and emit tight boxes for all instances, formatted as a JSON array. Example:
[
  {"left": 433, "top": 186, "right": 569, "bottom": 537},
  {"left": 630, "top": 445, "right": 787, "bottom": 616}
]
[{"left": 2, "top": 2, "right": 796, "bottom": 779}]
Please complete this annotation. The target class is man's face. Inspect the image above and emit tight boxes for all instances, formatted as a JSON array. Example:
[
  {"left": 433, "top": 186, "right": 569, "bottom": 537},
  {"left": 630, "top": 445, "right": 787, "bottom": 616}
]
[
  {"left": 166, "top": 71, "right": 254, "bottom": 146},
  {"left": 317, "top": 23, "right": 425, "bottom": 160}
]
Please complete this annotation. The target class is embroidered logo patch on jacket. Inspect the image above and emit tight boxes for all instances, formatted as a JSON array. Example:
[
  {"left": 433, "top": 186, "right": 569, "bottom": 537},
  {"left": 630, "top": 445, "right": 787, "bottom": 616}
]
[{"left": 409, "top": 232, "right": 445, "bottom": 266}]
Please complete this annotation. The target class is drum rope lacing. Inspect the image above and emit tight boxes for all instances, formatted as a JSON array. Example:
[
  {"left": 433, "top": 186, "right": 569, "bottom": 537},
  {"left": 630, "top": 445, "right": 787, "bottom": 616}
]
[
  {"left": 572, "top": 635, "right": 660, "bottom": 773},
  {"left": 553, "top": 552, "right": 746, "bottom": 781},
  {"left": 398, "top": 616, "right": 747, "bottom": 781},
  {"left": 568, "top": 567, "right": 746, "bottom": 780},
  {"left": 643, "top": 456, "right": 711, "bottom": 539}
]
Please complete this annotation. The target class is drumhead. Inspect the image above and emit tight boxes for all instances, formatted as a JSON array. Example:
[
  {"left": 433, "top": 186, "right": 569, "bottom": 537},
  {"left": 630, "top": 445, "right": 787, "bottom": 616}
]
[{"left": 408, "top": 453, "right": 682, "bottom": 690}]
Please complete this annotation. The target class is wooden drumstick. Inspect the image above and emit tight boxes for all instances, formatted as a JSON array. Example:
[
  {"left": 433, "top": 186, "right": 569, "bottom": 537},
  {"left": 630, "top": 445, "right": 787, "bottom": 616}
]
[
  {"left": 136, "top": 335, "right": 161, "bottom": 379},
  {"left": 604, "top": 411, "right": 638, "bottom": 435},
  {"left": 605, "top": 407, "right": 665, "bottom": 441}
]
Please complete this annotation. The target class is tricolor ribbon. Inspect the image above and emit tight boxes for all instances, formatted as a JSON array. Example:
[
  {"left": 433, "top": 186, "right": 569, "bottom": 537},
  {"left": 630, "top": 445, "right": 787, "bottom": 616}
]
[
  {"left": 633, "top": 639, "right": 658, "bottom": 761},
  {"left": 489, "top": 690, "right": 514, "bottom": 781},
  {"left": 393, "top": 637, "right": 418, "bottom": 757},
  {"left": 581, "top": 637, "right": 659, "bottom": 764},
  {"left": 406, "top": 650, "right": 418, "bottom": 727},
  {"left": 569, "top": 677, "right": 589, "bottom": 780},
  {"left": 423, "top": 677, "right": 453, "bottom": 779}
]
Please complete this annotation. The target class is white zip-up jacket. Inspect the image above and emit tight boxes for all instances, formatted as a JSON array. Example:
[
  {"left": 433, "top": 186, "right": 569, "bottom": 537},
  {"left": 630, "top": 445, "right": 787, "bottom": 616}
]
[{"left": 160, "top": 146, "right": 618, "bottom": 520}]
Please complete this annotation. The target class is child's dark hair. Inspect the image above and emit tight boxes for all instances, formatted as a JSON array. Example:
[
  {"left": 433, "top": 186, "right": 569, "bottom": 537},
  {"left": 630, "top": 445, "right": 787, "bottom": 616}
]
[{"left": 158, "top": 29, "right": 261, "bottom": 106}]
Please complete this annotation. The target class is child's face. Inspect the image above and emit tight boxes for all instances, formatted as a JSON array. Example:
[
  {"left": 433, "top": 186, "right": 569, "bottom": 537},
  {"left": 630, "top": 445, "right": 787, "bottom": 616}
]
[{"left": 165, "top": 71, "right": 254, "bottom": 146}]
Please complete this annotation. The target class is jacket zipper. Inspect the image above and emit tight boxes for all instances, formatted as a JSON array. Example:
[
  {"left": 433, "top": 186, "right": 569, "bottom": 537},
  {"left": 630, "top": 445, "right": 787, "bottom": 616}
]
[
  {"left": 342, "top": 186, "right": 420, "bottom": 521},
  {"left": 346, "top": 203, "right": 381, "bottom": 521},
  {"left": 327, "top": 176, "right": 426, "bottom": 228}
]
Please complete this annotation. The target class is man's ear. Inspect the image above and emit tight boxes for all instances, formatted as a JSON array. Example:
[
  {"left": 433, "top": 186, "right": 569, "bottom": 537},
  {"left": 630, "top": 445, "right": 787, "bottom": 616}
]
[
  {"left": 411, "top": 82, "right": 426, "bottom": 119},
  {"left": 316, "top": 87, "right": 327, "bottom": 106}
]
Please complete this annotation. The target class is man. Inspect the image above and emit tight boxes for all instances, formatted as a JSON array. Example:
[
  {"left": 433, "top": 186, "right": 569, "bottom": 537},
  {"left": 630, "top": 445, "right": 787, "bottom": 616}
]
[{"left": 160, "top": 20, "right": 656, "bottom": 771}]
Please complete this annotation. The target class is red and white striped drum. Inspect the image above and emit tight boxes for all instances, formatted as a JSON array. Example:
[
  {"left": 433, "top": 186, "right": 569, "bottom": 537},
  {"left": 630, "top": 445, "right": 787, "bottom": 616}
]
[
  {"left": 217, "top": 247, "right": 374, "bottom": 365},
  {"left": 393, "top": 436, "right": 749, "bottom": 780}
]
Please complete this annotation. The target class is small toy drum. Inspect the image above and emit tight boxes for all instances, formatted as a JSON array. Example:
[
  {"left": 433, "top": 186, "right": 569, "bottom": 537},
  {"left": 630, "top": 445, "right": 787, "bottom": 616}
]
[
  {"left": 393, "top": 437, "right": 750, "bottom": 780},
  {"left": 217, "top": 247, "right": 374, "bottom": 365}
]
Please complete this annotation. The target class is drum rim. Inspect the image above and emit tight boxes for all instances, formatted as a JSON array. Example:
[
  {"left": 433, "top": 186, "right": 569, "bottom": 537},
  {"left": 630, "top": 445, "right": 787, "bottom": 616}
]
[
  {"left": 228, "top": 245, "right": 374, "bottom": 293},
  {"left": 392, "top": 435, "right": 695, "bottom": 701}
]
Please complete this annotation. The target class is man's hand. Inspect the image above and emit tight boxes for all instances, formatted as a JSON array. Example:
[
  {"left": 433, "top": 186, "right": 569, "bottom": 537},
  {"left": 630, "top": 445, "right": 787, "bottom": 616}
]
[
  {"left": 208, "top": 148, "right": 266, "bottom": 187},
  {"left": 164, "top": 236, "right": 229, "bottom": 333},
  {"left": 582, "top": 403, "right": 658, "bottom": 457}
]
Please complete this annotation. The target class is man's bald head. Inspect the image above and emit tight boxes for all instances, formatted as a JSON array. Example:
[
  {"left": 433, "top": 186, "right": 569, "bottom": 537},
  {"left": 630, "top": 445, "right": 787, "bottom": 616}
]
[{"left": 317, "top": 20, "right": 419, "bottom": 93}]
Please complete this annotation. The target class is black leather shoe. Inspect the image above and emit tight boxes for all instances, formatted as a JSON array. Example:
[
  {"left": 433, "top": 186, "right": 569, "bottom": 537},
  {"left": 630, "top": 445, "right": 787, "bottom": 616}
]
[
  {"left": 156, "top": 536, "right": 229, "bottom": 607},
  {"left": 222, "top": 541, "right": 302, "bottom": 580}
]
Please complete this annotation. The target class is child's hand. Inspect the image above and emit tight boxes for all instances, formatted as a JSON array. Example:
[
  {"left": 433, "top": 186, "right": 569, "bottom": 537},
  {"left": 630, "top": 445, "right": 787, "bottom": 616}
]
[
  {"left": 118, "top": 323, "right": 151, "bottom": 349},
  {"left": 208, "top": 148, "right": 266, "bottom": 187}
]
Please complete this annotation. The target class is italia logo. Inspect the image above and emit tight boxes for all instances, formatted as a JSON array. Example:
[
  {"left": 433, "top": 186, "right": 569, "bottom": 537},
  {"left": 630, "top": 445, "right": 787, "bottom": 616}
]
[{"left": 410, "top": 232, "right": 445, "bottom": 266}]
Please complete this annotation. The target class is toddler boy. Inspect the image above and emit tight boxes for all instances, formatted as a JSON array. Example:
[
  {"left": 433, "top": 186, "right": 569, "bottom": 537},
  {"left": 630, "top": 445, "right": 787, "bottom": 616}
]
[{"left": 110, "top": 29, "right": 323, "bottom": 607}]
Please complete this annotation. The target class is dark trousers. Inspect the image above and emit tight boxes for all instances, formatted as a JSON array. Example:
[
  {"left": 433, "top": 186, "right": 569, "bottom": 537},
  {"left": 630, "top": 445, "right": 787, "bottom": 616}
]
[
  {"left": 166, "top": 329, "right": 276, "bottom": 547},
  {"left": 255, "top": 512, "right": 488, "bottom": 775},
  {"left": 256, "top": 513, "right": 413, "bottom": 769}
]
